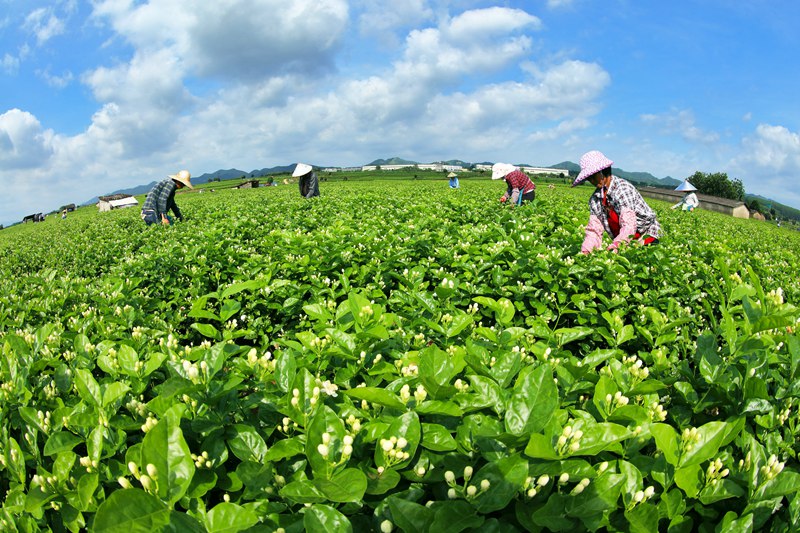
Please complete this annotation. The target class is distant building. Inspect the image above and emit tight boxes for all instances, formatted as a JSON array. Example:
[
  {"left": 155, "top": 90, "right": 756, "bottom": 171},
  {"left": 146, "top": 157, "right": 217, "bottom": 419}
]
[
  {"left": 637, "top": 187, "right": 750, "bottom": 218},
  {"left": 97, "top": 194, "right": 139, "bottom": 212},
  {"left": 521, "top": 166, "right": 569, "bottom": 177},
  {"left": 234, "top": 180, "right": 260, "bottom": 189}
]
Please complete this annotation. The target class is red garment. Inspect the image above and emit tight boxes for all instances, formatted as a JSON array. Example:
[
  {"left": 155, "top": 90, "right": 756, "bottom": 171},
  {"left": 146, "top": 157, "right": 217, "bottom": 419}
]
[{"left": 603, "top": 192, "right": 657, "bottom": 245}]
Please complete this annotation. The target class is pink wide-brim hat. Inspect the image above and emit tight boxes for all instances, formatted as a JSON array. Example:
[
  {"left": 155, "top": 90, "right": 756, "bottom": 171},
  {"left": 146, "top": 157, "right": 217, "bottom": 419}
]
[{"left": 572, "top": 150, "right": 613, "bottom": 187}]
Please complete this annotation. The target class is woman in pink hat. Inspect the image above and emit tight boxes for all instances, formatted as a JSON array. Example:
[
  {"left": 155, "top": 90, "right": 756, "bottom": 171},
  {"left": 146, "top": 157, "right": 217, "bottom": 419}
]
[{"left": 572, "top": 151, "right": 661, "bottom": 254}]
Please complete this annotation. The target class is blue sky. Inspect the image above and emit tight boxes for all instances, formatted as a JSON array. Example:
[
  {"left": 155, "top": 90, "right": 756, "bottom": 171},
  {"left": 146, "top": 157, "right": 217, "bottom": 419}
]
[{"left": 2, "top": 0, "right": 800, "bottom": 226}]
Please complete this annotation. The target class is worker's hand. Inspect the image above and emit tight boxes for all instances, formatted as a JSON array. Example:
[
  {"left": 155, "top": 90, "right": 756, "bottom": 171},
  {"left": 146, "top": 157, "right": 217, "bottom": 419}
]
[
  {"left": 161, "top": 217, "right": 170, "bottom": 226},
  {"left": 500, "top": 197, "right": 507, "bottom": 203}
]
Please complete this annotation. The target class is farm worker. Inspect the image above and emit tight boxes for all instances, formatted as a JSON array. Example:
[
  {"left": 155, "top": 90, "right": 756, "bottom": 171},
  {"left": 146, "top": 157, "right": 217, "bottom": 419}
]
[
  {"left": 293, "top": 163, "right": 320, "bottom": 198},
  {"left": 671, "top": 180, "right": 699, "bottom": 212},
  {"left": 141, "top": 169, "right": 193, "bottom": 226},
  {"left": 448, "top": 172, "right": 460, "bottom": 189},
  {"left": 492, "top": 163, "right": 536, "bottom": 205},
  {"left": 572, "top": 150, "right": 661, "bottom": 253}
]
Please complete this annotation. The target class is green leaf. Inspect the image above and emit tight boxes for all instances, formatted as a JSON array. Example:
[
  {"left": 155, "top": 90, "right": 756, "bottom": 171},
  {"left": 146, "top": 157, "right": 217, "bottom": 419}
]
[
  {"left": 387, "top": 497, "right": 434, "bottom": 533},
  {"left": 102, "top": 381, "right": 130, "bottom": 408},
  {"left": 219, "top": 299, "right": 242, "bottom": 322},
  {"left": 344, "top": 387, "right": 406, "bottom": 410},
  {"left": 226, "top": 424, "right": 268, "bottom": 463},
  {"left": 504, "top": 364, "right": 558, "bottom": 436},
  {"left": 307, "top": 406, "right": 347, "bottom": 479},
  {"left": 532, "top": 493, "right": 577, "bottom": 531},
  {"left": 140, "top": 416, "right": 195, "bottom": 505},
  {"left": 365, "top": 467, "right": 401, "bottom": 495},
  {"left": 303, "top": 504, "right": 353, "bottom": 533},
  {"left": 280, "top": 480, "right": 328, "bottom": 504},
  {"left": 420, "top": 423, "right": 457, "bottom": 452},
  {"left": 191, "top": 322, "right": 221, "bottom": 340},
  {"left": 429, "top": 500, "right": 484, "bottom": 533},
  {"left": 43, "top": 431, "right": 83, "bottom": 456},
  {"left": 220, "top": 280, "right": 262, "bottom": 299},
  {"left": 651, "top": 423, "right": 680, "bottom": 466},
  {"left": 678, "top": 421, "right": 733, "bottom": 468},
  {"left": 419, "top": 345, "right": 462, "bottom": 399},
  {"left": 92, "top": 489, "right": 170, "bottom": 533},
  {"left": 264, "top": 436, "right": 305, "bottom": 462},
  {"left": 698, "top": 478, "right": 746, "bottom": 505},
  {"left": 624, "top": 502, "right": 659, "bottom": 533},
  {"left": 314, "top": 468, "right": 367, "bottom": 503},
  {"left": 674, "top": 464, "right": 702, "bottom": 498},
  {"left": 205, "top": 502, "right": 259, "bottom": 533},
  {"left": 74, "top": 368, "right": 102, "bottom": 407},
  {"left": 553, "top": 326, "right": 593, "bottom": 346},
  {"left": 471, "top": 454, "right": 529, "bottom": 513}
]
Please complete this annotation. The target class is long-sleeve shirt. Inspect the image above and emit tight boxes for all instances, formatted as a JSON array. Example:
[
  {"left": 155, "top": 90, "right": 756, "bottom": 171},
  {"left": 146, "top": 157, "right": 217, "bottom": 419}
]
[
  {"left": 581, "top": 176, "right": 661, "bottom": 253},
  {"left": 500, "top": 170, "right": 535, "bottom": 204},
  {"left": 299, "top": 172, "right": 320, "bottom": 198},
  {"left": 142, "top": 178, "right": 183, "bottom": 220},
  {"left": 680, "top": 192, "right": 699, "bottom": 208}
]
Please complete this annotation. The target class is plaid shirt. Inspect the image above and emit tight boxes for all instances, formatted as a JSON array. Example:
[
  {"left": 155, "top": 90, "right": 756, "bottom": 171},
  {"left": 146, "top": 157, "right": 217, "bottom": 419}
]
[
  {"left": 142, "top": 178, "right": 183, "bottom": 220},
  {"left": 588, "top": 176, "right": 660, "bottom": 238},
  {"left": 501, "top": 169, "right": 536, "bottom": 202}
]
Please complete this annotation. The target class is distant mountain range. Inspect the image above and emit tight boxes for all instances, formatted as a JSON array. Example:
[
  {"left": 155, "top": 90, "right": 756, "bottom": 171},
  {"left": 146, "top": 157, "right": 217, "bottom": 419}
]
[{"left": 80, "top": 157, "right": 797, "bottom": 221}]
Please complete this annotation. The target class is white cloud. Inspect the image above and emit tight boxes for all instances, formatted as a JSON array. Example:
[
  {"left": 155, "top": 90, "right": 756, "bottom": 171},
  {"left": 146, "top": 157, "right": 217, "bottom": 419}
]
[
  {"left": 37, "top": 68, "right": 74, "bottom": 88},
  {"left": 641, "top": 109, "right": 719, "bottom": 144},
  {"left": 0, "top": 109, "right": 55, "bottom": 170},
  {"left": 92, "top": 0, "right": 349, "bottom": 81},
  {"left": 24, "top": 7, "right": 66, "bottom": 45},
  {"left": 738, "top": 124, "right": 800, "bottom": 170},
  {"left": 357, "top": 0, "right": 434, "bottom": 45}
]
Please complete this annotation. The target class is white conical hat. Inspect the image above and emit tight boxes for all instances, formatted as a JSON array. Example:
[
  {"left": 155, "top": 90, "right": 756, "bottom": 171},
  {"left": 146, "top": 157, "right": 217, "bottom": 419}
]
[
  {"left": 675, "top": 180, "right": 697, "bottom": 191},
  {"left": 292, "top": 163, "right": 313, "bottom": 177}
]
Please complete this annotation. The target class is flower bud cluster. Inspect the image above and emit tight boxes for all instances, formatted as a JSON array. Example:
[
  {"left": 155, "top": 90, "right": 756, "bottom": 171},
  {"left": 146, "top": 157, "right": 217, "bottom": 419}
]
[
  {"left": 622, "top": 355, "right": 650, "bottom": 382},
  {"left": 777, "top": 406, "right": 791, "bottom": 426},
  {"left": 380, "top": 436, "right": 410, "bottom": 466},
  {"left": 522, "top": 474, "right": 550, "bottom": 498},
  {"left": 125, "top": 461, "right": 159, "bottom": 494},
  {"left": 141, "top": 414, "right": 158, "bottom": 433},
  {"left": 766, "top": 287, "right": 784, "bottom": 306},
  {"left": 680, "top": 427, "right": 701, "bottom": 453},
  {"left": 191, "top": 451, "right": 212, "bottom": 469},
  {"left": 440, "top": 278, "right": 455, "bottom": 290},
  {"left": 570, "top": 477, "right": 591, "bottom": 495},
  {"left": 760, "top": 455, "right": 785, "bottom": 482},
  {"left": 648, "top": 401, "right": 668, "bottom": 422},
  {"left": 629, "top": 486, "right": 656, "bottom": 508},
  {"left": 358, "top": 305, "right": 374, "bottom": 319},
  {"left": 445, "top": 466, "right": 490, "bottom": 500},
  {"left": 705, "top": 458, "right": 730, "bottom": 486},
  {"left": 79, "top": 456, "right": 99, "bottom": 472},
  {"left": 399, "top": 362, "right": 419, "bottom": 377},
  {"left": 42, "top": 380, "right": 58, "bottom": 401},
  {"left": 556, "top": 424, "right": 583, "bottom": 455},
  {"left": 605, "top": 391, "right": 630, "bottom": 412},
  {"left": 36, "top": 410, "right": 52, "bottom": 433},
  {"left": 181, "top": 359, "right": 208, "bottom": 384},
  {"left": 467, "top": 303, "right": 479, "bottom": 314},
  {"left": 127, "top": 396, "right": 148, "bottom": 417},
  {"left": 246, "top": 348, "right": 275, "bottom": 373},
  {"left": 398, "top": 383, "right": 427, "bottom": 404},
  {"left": 309, "top": 335, "right": 330, "bottom": 350},
  {"left": 454, "top": 379, "right": 469, "bottom": 393}
]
